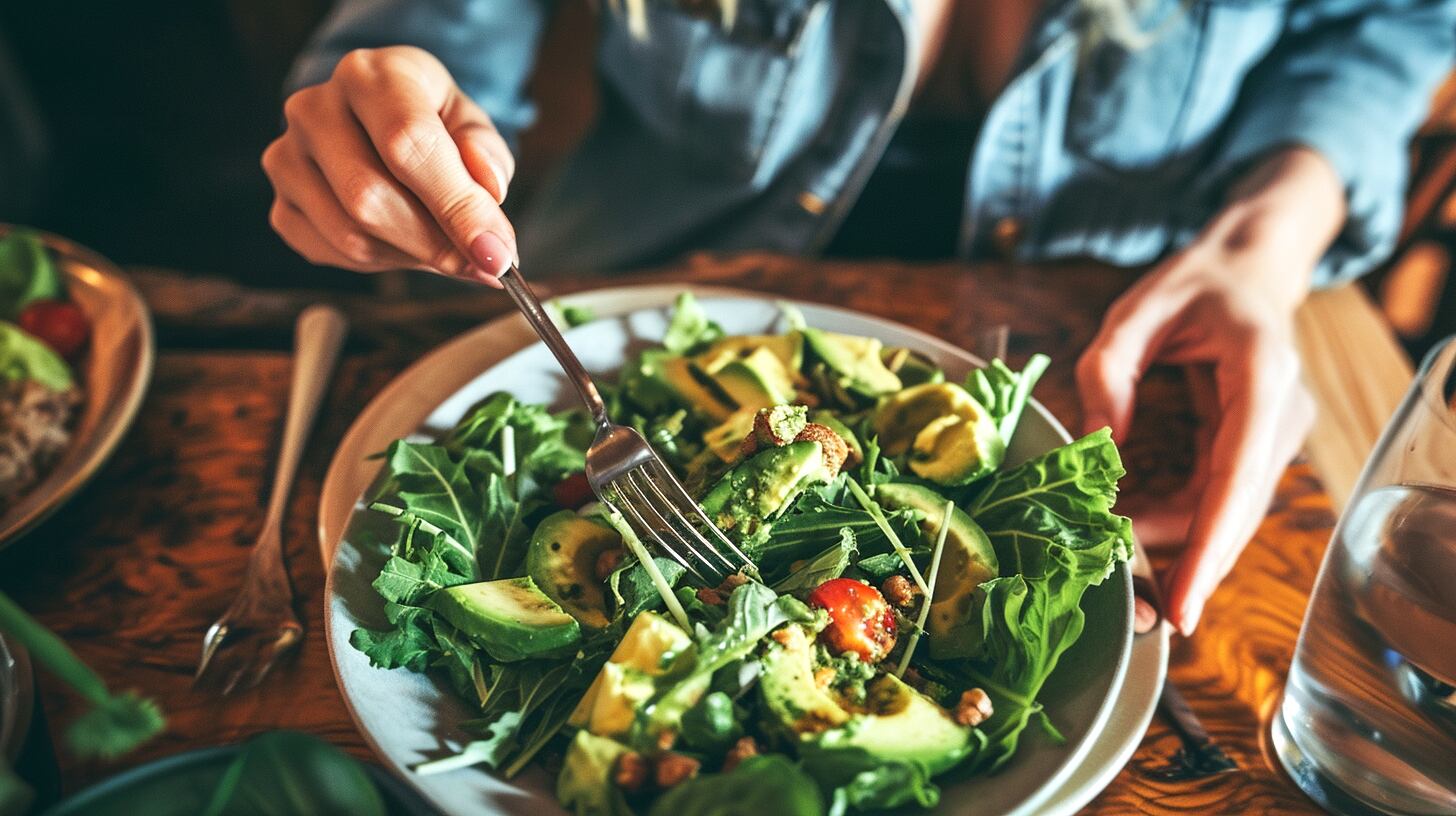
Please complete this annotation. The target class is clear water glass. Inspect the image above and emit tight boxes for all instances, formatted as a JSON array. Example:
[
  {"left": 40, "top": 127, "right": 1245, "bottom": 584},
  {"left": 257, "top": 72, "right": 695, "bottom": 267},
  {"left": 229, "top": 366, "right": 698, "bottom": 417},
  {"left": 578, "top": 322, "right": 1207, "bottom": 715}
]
[{"left": 1273, "top": 334, "right": 1456, "bottom": 815}]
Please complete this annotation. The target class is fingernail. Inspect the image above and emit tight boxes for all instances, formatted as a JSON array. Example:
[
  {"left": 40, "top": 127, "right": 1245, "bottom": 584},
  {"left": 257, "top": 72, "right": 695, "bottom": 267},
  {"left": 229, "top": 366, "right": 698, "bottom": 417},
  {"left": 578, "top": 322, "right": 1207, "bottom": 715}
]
[
  {"left": 468, "top": 265, "right": 504, "bottom": 289},
  {"left": 486, "top": 158, "right": 510, "bottom": 203},
  {"left": 468, "top": 232, "right": 513, "bottom": 278},
  {"left": 1176, "top": 600, "right": 1201, "bottom": 637}
]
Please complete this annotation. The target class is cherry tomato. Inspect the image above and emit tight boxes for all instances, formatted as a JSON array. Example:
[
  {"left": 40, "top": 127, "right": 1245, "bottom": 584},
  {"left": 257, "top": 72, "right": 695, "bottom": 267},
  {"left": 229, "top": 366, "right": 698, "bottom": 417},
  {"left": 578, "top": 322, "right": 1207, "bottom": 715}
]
[
  {"left": 18, "top": 300, "right": 90, "bottom": 360},
  {"left": 808, "top": 577, "right": 897, "bottom": 663},
  {"left": 552, "top": 471, "right": 593, "bottom": 509}
]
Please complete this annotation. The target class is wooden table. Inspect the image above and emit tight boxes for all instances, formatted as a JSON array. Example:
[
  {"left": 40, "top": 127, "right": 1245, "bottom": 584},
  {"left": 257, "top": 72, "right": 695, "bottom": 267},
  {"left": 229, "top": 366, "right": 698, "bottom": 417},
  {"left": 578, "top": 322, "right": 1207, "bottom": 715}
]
[{"left": 0, "top": 254, "right": 1348, "bottom": 814}]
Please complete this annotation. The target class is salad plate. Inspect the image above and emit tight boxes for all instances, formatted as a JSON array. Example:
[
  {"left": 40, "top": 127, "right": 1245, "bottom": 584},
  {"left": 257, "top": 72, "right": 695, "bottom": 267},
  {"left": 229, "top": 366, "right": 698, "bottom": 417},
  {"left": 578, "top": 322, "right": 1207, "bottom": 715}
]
[
  {"left": 0, "top": 225, "right": 154, "bottom": 547},
  {"left": 320, "top": 285, "right": 1167, "bottom": 815}
]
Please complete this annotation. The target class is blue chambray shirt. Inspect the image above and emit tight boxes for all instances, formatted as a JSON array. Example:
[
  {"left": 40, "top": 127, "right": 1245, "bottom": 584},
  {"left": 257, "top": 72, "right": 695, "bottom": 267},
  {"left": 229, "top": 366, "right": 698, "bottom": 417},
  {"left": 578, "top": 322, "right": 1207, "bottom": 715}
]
[{"left": 289, "top": 0, "right": 1456, "bottom": 286}]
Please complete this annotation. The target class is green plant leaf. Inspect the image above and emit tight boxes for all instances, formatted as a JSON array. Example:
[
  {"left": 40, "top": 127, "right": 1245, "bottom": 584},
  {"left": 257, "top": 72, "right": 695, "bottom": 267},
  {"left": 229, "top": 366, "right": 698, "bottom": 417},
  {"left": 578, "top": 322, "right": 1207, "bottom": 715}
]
[{"left": 0, "top": 231, "right": 62, "bottom": 319}]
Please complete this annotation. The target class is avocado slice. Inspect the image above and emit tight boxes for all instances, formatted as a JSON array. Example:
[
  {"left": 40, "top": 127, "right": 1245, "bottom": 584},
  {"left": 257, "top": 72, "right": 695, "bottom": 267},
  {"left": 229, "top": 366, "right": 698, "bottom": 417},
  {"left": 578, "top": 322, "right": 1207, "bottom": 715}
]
[
  {"left": 625, "top": 348, "right": 735, "bottom": 422},
  {"left": 431, "top": 576, "right": 581, "bottom": 662},
  {"left": 557, "top": 732, "right": 632, "bottom": 816},
  {"left": 699, "top": 440, "right": 829, "bottom": 536},
  {"left": 874, "top": 483, "right": 998, "bottom": 660},
  {"left": 808, "top": 410, "right": 863, "bottom": 467},
  {"left": 873, "top": 382, "right": 1004, "bottom": 484},
  {"left": 710, "top": 347, "right": 798, "bottom": 412},
  {"left": 759, "top": 625, "right": 851, "bottom": 736},
  {"left": 883, "top": 346, "right": 945, "bottom": 388},
  {"left": 570, "top": 611, "right": 693, "bottom": 738},
  {"left": 702, "top": 408, "right": 757, "bottom": 462},
  {"left": 699, "top": 333, "right": 804, "bottom": 373},
  {"left": 801, "top": 327, "right": 902, "bottom": 399},
  {"left": 813, "top": 673, "right": 973, "bottom": 775},
  {"left": 526, "top": 510, "right": 620, "bottom": 629}
]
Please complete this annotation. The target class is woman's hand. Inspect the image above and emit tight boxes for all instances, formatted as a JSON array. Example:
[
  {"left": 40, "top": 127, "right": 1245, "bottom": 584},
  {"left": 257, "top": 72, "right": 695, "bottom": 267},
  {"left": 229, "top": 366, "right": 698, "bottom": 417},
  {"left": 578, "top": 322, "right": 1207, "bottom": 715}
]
[
  {"left": 262, "top": 46, "right": 516, "bottom": 287},
  {"left": 1076, "top": 147, "right": 1345, "bottom": 635}
]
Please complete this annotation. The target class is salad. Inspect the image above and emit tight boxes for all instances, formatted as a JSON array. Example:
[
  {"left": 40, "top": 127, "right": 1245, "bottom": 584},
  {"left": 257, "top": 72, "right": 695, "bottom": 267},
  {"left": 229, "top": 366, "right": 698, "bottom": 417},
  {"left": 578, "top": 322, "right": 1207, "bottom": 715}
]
[
  {"left": 351, "top": 294, "right": 1133, "bottom": 815},
  {"left": 0, "top": 230, "right": 89, "bottom": 503}
]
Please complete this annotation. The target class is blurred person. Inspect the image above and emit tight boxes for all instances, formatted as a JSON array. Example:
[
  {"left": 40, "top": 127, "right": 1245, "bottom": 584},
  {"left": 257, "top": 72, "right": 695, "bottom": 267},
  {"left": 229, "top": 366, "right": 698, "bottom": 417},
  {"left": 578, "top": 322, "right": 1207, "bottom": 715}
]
[{"left": 263, "top": 0, "right": 1456, "bottom": 634}]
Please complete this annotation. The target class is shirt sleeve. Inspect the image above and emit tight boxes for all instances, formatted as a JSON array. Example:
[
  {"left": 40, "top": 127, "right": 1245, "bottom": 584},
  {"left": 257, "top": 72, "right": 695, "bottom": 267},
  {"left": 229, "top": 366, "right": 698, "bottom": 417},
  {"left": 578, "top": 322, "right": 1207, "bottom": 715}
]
[
  {"left": 285, "top": 0, "right": 554, "bottom": 150},
  {"left": 1193, "top": 0, "right": 1456, "bottom": 287}
]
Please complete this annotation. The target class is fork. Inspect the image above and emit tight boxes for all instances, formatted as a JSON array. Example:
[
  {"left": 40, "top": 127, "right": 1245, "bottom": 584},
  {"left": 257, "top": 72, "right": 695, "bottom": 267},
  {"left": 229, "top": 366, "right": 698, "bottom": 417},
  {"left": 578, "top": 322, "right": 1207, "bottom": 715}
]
[
  {"left": 499, "top": 267, "right": 755, "bottom": 585},
  {"left": 195, "top": 304, "right": 348, "bottom": 693}
]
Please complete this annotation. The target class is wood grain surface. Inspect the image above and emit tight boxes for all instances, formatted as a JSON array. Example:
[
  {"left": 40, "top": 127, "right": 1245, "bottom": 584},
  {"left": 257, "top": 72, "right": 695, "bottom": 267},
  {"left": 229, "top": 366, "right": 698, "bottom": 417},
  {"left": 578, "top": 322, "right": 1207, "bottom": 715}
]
[{"left": 0, "top": 254, "right": 1345, "bottom": 813}]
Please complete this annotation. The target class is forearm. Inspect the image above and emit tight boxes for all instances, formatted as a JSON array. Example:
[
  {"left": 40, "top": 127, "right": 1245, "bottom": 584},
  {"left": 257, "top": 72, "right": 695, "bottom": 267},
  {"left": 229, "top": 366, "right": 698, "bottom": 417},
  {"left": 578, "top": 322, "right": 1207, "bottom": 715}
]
[{"left": 1196, "top": 146, "right": 1348, "bottom": 312}]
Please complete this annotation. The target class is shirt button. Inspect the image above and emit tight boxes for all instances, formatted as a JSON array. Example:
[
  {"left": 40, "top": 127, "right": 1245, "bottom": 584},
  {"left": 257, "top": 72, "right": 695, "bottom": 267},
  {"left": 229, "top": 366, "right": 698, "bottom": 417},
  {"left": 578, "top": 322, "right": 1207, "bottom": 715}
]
[
  {"left": 992, "top": 216, "right": 1023, "bottom": 257},
  {"left": 797, "top": 191, "right": 827, "bottom": 216}
]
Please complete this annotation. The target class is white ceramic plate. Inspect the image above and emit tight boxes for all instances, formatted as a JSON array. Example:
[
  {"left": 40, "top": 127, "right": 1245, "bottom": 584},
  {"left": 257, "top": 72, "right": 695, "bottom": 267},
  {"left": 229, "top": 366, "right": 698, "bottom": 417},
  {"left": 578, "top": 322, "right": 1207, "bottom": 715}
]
[
  {"left": 0, "top": 225, "right": 154, "bottom": 547},
  {"left": 320, "top": 285, "right": 1167, "bottom": 815}
]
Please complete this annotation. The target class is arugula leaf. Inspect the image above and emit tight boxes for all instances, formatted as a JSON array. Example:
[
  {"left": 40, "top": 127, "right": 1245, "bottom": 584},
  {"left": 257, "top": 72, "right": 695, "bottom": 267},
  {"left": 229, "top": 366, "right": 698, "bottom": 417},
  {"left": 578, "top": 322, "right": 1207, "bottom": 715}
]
[
  {"left": 636, "top": 583, "right": 815, "bottom": 746},
  {"left": 370, "top": 552, "right": 471, "bottom": 606},
  {"left": 662, "top": 292, "right": 723, "bottom": 354},
  {"left": 772, "top": 528, "right": 856, "bottom": 593},
  {"left": 349, "top": 603, "right": 436, "bottom": 672},
  {"left": 964, "top": 355, "right": 1050, "bottom": 448},
  {"left": 761, "top": 486, "right": 918, "bottom": 567},
  {"left": 609, "top": 556, "right": 688, "bottom": 619},
  {"left": 442, "top": 392, "right": 585, "bottom": 485},
  {"left": 0, "top": 231, "right": 62, "bottom": 319},
  {"left": 649, "top": 755, "right": 825, "bottom": 816}
]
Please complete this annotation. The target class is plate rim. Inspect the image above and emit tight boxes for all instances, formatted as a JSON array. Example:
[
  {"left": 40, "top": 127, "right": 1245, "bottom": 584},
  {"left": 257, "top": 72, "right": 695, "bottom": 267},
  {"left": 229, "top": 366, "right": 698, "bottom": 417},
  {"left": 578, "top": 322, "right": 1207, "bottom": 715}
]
[
  {"left": 0, "top": 224, "right": 156, "bottom": 546},
  {"left": 319, "top": 283, "right": 1153, "bottom": 815}
]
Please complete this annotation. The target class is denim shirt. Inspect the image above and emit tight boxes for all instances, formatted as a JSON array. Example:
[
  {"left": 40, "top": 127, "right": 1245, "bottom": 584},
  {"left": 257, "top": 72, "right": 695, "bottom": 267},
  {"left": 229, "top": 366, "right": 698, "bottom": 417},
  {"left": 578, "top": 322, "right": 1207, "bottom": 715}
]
[{"left": 290, "top": 0, "right": 1456, "bottom": 286}]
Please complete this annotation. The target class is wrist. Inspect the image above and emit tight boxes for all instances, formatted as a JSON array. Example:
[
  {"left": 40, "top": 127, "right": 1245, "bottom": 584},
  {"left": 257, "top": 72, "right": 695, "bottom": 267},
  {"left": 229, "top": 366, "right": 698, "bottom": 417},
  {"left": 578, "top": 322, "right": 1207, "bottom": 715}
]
[{"left": 1196, "top": 147, "right": 1347, "bottom": 310}]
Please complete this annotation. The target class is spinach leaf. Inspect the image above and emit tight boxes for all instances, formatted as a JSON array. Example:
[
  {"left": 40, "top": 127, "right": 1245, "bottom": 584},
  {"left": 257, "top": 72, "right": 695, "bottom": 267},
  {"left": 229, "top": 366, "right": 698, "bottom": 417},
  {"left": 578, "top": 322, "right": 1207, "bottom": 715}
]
[
  {"left": 679, "top": 690, "right": 741, "bottom": 752},
  {"left": 963, "top": 354, "right": 1050, "bottom": 447},
  {"left": 649, "top": 755, "right": 825, "bottom": 816},
  {"left": 0, "top": 231, "right": 61, "bottom": 319},
  {"left": 798, "top": 743, "right": 939, "bottom": 815},
  {"left": 662, "top": 292, "right": 723, "bottom": 354}
]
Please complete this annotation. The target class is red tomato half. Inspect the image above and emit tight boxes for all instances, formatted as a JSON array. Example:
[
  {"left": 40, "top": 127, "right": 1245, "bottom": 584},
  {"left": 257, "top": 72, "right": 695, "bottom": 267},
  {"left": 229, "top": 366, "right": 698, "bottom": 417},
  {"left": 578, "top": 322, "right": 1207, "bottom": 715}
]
[
  {"left": 552, "top": 471, "right": 593, "bottom": 509},
  {"left": 18, "top": 300, "right": 90, "bottom": 360},
  {"left": 808, "top": 577, "right": 897, "bottom": 663}
]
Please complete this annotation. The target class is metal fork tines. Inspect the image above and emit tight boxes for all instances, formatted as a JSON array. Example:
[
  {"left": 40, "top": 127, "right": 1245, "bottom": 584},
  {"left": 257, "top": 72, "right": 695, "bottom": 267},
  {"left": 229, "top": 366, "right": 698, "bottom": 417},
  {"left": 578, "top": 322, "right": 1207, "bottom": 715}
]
[
  {"left": 497, "top": 266, "right": 756, "bottom": 586},
  {"left": 195, "top": 304, "right": 347, "bottom": 694},
  {"left": 602, "top": 454, "right": 755, "bottom": 586}
]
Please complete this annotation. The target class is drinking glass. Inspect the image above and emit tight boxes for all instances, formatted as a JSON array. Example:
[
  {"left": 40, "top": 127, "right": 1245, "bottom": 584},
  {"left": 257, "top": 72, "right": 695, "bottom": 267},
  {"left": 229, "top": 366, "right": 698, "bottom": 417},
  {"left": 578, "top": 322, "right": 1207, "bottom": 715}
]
[{"left": 1273, "top": 334, "right": 1456, "bottom": 815}]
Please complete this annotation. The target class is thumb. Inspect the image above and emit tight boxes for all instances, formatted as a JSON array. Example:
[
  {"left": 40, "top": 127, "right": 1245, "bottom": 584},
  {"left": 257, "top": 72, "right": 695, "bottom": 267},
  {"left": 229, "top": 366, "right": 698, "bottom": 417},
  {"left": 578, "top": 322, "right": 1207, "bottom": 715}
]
[{"left": 1074, "top": 284, "right": 1182, "bottom": 441}]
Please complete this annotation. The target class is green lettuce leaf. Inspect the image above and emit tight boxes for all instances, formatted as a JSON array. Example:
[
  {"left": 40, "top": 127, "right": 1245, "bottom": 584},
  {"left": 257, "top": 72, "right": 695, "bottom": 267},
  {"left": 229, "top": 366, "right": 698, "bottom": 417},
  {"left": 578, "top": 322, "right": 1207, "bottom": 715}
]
[
  {"left": 963, "top": 355, "right": 1050, "bottom": 448},
  {"left": 662, "top": 292, "right": 723, "bottom": 355},
  {"left": 0, "top": 231, "right": 62, "bottom": 319},
  {"left": 957, "top": 429, "right": 1133, "bottom": 771},
  {"left": 0, "top": 322, "right": 72, "bottom": 389}
]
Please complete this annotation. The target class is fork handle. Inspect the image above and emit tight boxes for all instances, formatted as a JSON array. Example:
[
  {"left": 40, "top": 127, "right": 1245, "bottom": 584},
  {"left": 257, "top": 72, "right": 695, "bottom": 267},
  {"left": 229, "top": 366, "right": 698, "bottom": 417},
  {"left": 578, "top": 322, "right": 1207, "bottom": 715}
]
[
  {"left": 261, "top": 304, "right": 348, "bottom": 537},
  {"left": 500, "top": 265, "right": 609, "bottom": 425}
]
